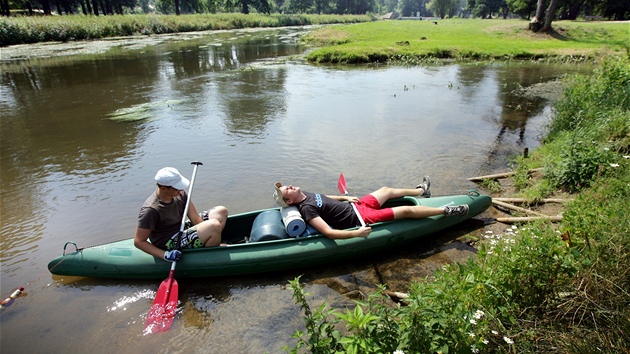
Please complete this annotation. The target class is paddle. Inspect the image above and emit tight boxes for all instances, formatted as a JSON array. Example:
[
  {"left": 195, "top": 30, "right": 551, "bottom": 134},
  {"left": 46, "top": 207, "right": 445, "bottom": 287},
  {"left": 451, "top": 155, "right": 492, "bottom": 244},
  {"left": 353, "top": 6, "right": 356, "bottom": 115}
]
[
  {"left": 337, "top": 173, "right": 367, "bottom": 227},
  {"left": 144, "top": 161, "right": 202, "bottom": 334}
]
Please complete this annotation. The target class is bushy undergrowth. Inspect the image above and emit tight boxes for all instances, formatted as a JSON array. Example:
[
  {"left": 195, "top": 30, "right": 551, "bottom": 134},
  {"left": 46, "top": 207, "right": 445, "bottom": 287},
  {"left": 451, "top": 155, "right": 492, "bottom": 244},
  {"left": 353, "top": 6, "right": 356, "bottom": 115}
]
[
  {"left": 0, "top": 14, "right": 370, "bottom": 46},
  {"left": 285, "top": 56, "right": 630, "bottom": 353}
]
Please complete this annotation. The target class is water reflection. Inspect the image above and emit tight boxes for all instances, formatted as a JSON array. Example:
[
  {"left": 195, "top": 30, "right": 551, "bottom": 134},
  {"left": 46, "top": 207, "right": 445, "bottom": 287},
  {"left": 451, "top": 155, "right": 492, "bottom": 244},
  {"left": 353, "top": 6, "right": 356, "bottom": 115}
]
[{"left": 0, "top": 27, "right": 591, "bottom": 354}]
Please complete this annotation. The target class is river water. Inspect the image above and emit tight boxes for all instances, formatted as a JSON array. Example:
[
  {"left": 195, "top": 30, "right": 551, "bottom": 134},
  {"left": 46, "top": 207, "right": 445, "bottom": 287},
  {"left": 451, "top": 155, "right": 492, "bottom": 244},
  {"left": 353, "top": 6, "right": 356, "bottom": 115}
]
[{"left": 0, "top": 26, "right": 588, "bottom": 353}]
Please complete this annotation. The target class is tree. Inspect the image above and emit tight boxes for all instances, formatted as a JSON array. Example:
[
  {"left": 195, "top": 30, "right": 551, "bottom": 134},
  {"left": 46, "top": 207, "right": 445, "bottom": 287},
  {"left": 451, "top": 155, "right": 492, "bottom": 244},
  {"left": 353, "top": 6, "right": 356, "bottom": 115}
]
[
  {"left": 1, "top": 0, "right": 10, "bottom": 16},
  {"left": 399, "top": 0, "right": 424, "bottom": 16},
  {"left": 595, "top": 0, "right": 630, "bottom": 20},
  {"left": 428, "top": 0, "right": 462, "bottom": 18},
  {"left": 225, "top": 0, "right": 271, "bottom": 13},
  {"left": 287, "top": 0, "right": 313, "bottom": 13},
  {"left": 467, "top": 0, "right": 505, "bottom": 18},
  {"left": 505, "top": 0, "right": 536, "bottom": 18},
  {"left": 529, "top": 0, "right": 558, "bottom": 32}
]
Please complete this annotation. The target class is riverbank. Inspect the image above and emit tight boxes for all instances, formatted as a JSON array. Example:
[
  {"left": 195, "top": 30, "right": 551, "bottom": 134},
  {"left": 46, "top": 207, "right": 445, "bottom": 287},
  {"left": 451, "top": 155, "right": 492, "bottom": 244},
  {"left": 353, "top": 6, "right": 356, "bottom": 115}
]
[
  {"left": 0, "top": 13, "right": 370, "bottom": 46},
  {"left": 303, "top": 19, "right": 630, "bottom": 63},
  {"left": 287, "top": 56, "right": 630, "bottom": 353}
]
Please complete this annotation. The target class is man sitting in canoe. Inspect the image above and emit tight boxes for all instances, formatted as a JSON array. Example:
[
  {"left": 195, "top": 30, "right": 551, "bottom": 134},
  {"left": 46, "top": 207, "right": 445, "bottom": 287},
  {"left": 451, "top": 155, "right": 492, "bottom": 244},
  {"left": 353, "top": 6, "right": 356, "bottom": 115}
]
[
  {"left": 134, "top": 167, "right": 228, "bottom": 262},
  {"left": 273, "top": 177, "right": 469, "bottom": 240}
]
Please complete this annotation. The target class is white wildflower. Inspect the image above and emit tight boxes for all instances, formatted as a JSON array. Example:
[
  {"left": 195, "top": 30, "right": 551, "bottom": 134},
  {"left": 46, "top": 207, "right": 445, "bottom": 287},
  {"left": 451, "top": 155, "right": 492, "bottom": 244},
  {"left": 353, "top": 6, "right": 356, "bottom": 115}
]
[
  {"left": 482, "top": 339, "right": 489, "bottom": 344},
  {"left": 471, "top": 344, "right": 479, "bottom": 353},
  {"left": 491, "top": 330, "right": 499, "bottom": 335},
  {"left": 623, "top": 155, "right": 630, "bottom": 159},
  {"left": 504, "top": 336, "right": 514, "bottom": 344},
  {"left": 393, "top": 350, "right": 405, "bottom": 354},
  {"left": 610, "top": 163, "right": 619, "bottom": 168},
  {"left": 469, "top": 332, "right": 476, "bottom": 339},
  {"left": 473, "top": 310, "right": 485, "bottom": 319}
]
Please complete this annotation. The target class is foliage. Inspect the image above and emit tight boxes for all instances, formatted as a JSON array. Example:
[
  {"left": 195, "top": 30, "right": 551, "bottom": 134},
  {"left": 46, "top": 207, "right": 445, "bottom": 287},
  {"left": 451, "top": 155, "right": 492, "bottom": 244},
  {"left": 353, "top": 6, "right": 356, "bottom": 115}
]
[
  {"left": 285, "top": 276, "right": 345, "bottom": 353},
  {"left": 542, "top": 56, "right": 630, "bottom": 192},
  {"left": 546, "top": 138, "right": 617, "bottom": 192},
  {"left": 479, "top": 178, "right": 502, "bottom": 193},
  {"left": 426, "top": 0, "right": 462, "bottom": 18},
  {"left": 547, "top": 56, "right": 630, "bottom": 141},
  {"left": 286, "top": 55, "right": 630, "bottom": 353}
]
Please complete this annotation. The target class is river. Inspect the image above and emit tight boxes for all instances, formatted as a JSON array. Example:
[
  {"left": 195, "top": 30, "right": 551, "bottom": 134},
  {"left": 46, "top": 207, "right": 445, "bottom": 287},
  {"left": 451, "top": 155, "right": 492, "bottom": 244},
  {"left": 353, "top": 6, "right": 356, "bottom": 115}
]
[{"left": 0, "top": 26, "right": 589, "bottom": 353}]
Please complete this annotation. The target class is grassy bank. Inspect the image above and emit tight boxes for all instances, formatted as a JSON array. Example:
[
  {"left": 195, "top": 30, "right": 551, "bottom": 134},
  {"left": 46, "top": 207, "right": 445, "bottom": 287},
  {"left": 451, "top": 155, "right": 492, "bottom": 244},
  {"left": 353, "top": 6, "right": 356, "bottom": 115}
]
[
  {"left": 286, "top": 55, "right": 630, "bottom": 353},
  {"left": 0, "top": 13, "right": 371, "bottom": 46},
  {"left": 304, "top": 19, "right": 630, "bottom": 63}
]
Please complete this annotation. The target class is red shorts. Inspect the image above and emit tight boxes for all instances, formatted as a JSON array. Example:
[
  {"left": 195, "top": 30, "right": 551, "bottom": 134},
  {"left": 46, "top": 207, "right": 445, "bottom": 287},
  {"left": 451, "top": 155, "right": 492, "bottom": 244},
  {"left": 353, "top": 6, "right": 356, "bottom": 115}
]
[{"left": 355, "top": 195, "right": 394, "bottom": 224}]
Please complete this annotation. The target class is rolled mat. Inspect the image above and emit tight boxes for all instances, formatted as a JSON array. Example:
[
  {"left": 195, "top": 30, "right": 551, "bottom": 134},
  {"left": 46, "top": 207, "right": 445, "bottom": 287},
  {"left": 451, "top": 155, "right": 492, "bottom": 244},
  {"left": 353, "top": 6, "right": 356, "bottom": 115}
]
[{"left": 280, "top": 206, "right": 306, "bottom": 237}]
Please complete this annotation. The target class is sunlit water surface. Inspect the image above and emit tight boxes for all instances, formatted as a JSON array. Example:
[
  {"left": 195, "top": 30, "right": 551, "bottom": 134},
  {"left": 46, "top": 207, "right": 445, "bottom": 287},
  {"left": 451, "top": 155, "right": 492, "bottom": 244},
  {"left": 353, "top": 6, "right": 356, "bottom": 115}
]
[{"left": 0, "top": 27, "right": 589, "bottom": 353}]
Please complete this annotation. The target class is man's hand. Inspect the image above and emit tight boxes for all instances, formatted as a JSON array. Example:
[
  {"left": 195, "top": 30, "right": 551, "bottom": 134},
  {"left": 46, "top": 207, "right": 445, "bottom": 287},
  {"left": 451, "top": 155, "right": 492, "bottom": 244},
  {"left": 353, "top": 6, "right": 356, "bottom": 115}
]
[
  {"left": 346, "top": 196, "right": 360, "bottom": 203},
  {"left": 356, "top": 226, "right": 372, "bottom": 238},
  {"left": 163, "top": 250, "right": 182, "bottom": 262}
]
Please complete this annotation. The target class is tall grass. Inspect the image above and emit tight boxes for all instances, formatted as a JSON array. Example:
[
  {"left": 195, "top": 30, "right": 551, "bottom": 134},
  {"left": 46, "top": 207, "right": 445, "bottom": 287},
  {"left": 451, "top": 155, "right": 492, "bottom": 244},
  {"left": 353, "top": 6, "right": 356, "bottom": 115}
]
[
  {"left": 285, "top": 56, "right": 630, "bottom": 353},
  {"left": 304, "top": 19, "right": 630, "bottom": 63},
  {"left": 0, "top": 13, "right": 371, "bottom": 46}
]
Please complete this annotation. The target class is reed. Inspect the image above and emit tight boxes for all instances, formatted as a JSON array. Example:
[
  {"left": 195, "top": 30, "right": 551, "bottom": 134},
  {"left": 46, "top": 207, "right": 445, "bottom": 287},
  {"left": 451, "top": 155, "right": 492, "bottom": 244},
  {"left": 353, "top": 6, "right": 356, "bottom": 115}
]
[{"left": 0, "top": 13, "right": 371, "bottom": 46}]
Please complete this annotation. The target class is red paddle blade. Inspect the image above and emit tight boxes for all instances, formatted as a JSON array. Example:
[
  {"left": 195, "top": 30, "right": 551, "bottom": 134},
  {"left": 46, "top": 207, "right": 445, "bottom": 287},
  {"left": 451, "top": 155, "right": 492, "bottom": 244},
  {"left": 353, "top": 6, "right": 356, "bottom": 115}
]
[
  {"left": 144, "top": 272, "right": 179, "bottom": 334},
  {"left": 338, "top": 173, "right": 348, "bottom": 195}
]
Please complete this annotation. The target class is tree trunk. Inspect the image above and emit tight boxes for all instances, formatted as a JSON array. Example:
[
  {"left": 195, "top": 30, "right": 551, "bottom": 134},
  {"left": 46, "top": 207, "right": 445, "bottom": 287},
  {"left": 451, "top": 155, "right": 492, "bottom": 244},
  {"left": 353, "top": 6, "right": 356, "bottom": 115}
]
[
  {"left": 92, "top": 0, "right": 99, "bottom": 15},
  {"left": 529, "top": 0, "right": 545, "bottom": 32},
  {"left": 542, "top": 0, "right": 558, "bottom": 31},
  {"left": 40, "top": 0, "right": 52, "bottom": 14},
  {"left": 1, "top": 0, "right": 10, "bottom": 16}
]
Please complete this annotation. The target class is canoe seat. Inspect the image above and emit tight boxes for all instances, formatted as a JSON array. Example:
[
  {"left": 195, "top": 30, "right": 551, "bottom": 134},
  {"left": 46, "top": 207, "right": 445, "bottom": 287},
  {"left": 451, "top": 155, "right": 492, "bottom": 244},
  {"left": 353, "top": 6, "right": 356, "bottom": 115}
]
[{"left": 249, "top": 210, "right": 290, "bottom": 242}]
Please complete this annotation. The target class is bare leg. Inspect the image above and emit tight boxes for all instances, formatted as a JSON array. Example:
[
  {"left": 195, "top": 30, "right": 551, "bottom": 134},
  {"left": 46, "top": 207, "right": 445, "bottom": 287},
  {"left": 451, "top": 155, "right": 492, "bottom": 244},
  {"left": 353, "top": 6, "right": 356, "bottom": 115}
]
[
  {"left": 204, "top": 206, "right": 228, "bottom": 227},
  {"left": 197, "top": 206, "right": 228, "bottom": 247},
  {"left": 369, "top": 187, "right": 426, "bottom": 206},
  {"left": 391, "top": 205, "right": 444, "bottom": 219}
]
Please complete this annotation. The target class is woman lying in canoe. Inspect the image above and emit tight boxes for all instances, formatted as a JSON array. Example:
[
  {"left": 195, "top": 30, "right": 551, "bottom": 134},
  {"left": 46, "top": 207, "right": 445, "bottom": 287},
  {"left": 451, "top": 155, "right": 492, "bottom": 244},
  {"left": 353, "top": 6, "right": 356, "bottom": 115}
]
[
  {"left": 272, "top": 176, "right": 469, "bottom": 240},
  {"left": 134, "top": 167, "right": 228, "bottom": 262}
]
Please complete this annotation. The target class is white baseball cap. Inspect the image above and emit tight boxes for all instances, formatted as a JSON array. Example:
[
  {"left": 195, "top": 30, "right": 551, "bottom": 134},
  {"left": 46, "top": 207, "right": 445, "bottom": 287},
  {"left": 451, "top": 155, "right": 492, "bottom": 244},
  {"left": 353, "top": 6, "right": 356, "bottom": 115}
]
[
  {"left": 273, "top": 181, "right": 288, "bottom": 208},
  {"left": 155, "top": 167, "right": 190, "bottom": 190}
]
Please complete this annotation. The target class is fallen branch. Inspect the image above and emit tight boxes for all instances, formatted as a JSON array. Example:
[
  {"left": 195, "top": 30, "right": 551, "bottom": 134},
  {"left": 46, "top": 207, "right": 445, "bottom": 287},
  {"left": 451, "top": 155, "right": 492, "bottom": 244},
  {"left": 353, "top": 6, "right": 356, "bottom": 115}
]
[
  {"left": 493, "top": 197, "right": 573, "bottom": 204},
  {"left": 468, "top": 168, "right": 543, "bottom": 182},
  {"left": 492, "top": 199, "right": 548, "bottom": 217},
  {"left": 496, "top": 216, "right": 563, "bottom": 223}
]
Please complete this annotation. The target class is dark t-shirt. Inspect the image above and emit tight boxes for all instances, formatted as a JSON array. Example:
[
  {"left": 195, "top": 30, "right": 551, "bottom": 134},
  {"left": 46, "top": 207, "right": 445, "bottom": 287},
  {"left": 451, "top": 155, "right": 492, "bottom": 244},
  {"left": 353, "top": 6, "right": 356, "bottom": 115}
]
[
  {"left": 297, "top": 191, "right": 359, "bottom": 230},
  {"left": 137, "top": 190, "right": 188, "bottom": 249}
]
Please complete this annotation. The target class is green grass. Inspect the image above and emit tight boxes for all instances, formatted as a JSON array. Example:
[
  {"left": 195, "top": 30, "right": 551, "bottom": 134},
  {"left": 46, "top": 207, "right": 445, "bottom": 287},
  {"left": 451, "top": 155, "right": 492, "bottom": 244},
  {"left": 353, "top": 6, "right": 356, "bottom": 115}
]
[{"left": 304, "top": 19, "right": 630, "bottom": 63}]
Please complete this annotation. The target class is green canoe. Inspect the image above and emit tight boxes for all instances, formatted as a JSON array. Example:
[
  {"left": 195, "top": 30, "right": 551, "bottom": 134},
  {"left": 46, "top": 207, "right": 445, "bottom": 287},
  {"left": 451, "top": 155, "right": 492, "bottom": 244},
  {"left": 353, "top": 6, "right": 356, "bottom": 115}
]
[{"left": 48, "top": 193, "right": 491, "bottom": 279}]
